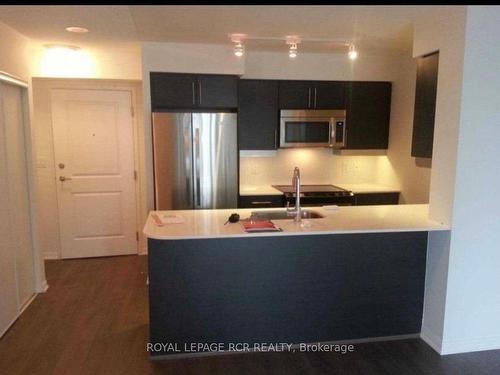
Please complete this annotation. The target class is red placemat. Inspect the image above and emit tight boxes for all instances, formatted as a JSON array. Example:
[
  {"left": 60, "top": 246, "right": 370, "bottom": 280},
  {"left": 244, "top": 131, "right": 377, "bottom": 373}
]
[{"left": 240, "top": 219, "right": 282, "bottom": 233}]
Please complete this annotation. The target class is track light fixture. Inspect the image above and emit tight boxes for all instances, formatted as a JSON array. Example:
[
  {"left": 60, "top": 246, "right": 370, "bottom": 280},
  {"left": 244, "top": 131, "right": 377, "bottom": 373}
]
[
  {"left": 230, "top": 34, "right": 246, "bottom": 57},
  {"left": 234, "top": 42, "right": 244, "bottom": 57},
  {"left": 348, "top": 44, "right": 358, "bottom": 60},
  {"left": 288, "top": 43, "right": 298, "bottom": 59},
  {"left": 228, "top": 34, "right": 358, "bottom": 60},
  {"left": 286, "top": 36, "right": 300, "bottom": 59}
]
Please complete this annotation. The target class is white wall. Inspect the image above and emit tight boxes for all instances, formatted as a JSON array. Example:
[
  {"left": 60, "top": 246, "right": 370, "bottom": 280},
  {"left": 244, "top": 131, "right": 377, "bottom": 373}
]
[
  {"left": 417, "top": 6, "right": 500, "bottom": 355},
  {"left": 414, "top": 8, "right": 468, "bottom": 226},
  {"left": 441, "top": 6, "right": 500, "bottom": 354},
  {"left": 0, "top": 22, "right": 33, "bottom": 81},
  {"left": 413, "top": 6, "right": 468, "bottom": 354},
  {"left": 30, "top": 43, "right": 142, "bottom": 80}
]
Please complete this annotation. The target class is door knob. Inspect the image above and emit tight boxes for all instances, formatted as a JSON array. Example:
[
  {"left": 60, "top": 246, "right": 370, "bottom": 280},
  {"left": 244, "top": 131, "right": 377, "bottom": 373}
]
[{"left": 59, "top": 176, "right": 72, "bottom": 182}]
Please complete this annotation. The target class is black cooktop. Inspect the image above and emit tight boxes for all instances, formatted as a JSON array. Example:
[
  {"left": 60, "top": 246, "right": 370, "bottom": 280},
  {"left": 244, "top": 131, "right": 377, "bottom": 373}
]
[{"left": 272, "top": 184, "right": 353, "bottom": 197}]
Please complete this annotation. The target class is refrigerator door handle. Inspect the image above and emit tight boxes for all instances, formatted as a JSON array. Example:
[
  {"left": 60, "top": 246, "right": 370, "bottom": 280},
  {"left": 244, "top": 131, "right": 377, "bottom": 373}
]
[{"left": 194, "top": 127, "right": 201, "bottom": 208}]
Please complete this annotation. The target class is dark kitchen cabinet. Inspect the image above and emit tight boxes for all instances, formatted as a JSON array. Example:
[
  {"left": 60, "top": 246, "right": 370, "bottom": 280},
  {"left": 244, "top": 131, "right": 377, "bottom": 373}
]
[
  {"left": 354, "top": 192, "right": 400, "bottom": 205},
  {"left": 313, "top": 81, "right": 346, "bottom": 109},
  {"left": 278, "top": 81, "right": 312, "bottom": 109},
  {"left": 345, "top": 81, "right": 392, "bottom": 149},
  {"left": 150, "top": 72, "right": 238, "bottom": 110},
  {"left": 239, "top": 195, "right": 284, "bottom": 208},
  {"left": 150, "top": 72, "right": 198, "bottom": 110},
  {"left": 411, "top": 52, "right": 439, "bottom": 158},
  {"left": 238, "top": 80, "right": 279, "bottom": 150},
  {"left": 278, "top": 81, "right": 345, "bottom": 109},
  {"left": 197, "top": 74, "right": 238, "bottom": 108}
]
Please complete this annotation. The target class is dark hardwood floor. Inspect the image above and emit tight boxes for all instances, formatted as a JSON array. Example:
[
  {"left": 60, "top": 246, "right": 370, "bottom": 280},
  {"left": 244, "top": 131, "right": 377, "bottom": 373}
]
[{"left": 0, "top": 255, "right": 499, "bottom": 375}]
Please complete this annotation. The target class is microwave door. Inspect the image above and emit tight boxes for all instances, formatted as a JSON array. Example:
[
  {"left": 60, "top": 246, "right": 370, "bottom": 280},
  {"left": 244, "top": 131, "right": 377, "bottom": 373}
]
[{"left": 280, "top": 118, "right": 332, "bottom": 147}]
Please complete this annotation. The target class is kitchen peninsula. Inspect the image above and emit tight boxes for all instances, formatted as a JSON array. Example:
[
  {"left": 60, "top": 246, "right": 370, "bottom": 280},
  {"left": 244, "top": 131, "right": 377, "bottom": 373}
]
[{"left": 144, "top": 205, "right": 448, "bottom": 359}]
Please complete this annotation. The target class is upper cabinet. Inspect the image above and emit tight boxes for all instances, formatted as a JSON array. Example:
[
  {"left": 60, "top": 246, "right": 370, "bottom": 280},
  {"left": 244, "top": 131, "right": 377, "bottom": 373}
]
[
  {"left": 150, "top": 72, "right": 238, "bottom": 110},
  {"left": 345, "top": 81, "right": 392, "bottom": 149},
  {"left": 238, "top": 79, "right": 279, "bottom": 150},
  {"left": 411, "top": 52, "right": 439, "bottom": 158},
  {"left": 278, "top": 81, "right": 345, "bottom": 109}
]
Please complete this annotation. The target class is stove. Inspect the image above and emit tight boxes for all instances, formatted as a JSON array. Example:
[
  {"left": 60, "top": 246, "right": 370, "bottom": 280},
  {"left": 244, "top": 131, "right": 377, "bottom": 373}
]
[{"left": 272, "top": 184, "right": 354, "bottom": 206}]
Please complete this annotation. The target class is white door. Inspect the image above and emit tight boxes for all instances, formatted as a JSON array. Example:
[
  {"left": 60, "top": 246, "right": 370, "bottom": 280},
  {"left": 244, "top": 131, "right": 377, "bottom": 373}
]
[{"left": 51, "top": 89, "right": 137, "bottom": 259}]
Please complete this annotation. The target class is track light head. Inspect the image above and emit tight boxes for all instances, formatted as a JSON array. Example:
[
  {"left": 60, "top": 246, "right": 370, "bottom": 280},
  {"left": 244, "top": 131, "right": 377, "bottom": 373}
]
[{"left": 348, "top": 44, "right": 358, "bottom": 60}]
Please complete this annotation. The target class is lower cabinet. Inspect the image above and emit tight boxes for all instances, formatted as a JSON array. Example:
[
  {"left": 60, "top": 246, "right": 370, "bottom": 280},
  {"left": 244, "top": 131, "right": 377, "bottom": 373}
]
[
  {"left": 354, "top": 192, "right": 400, "bottom": 205},
  {"left": 239, "top": 195, "right": 284, "bottom": 209}
]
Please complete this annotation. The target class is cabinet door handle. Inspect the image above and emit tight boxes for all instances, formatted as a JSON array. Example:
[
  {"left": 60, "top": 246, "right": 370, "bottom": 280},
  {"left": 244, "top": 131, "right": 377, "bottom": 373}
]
[
  {"left": 192, "top": 82, "right": 195, "bottom": 105},
  {"left": 251, "top": 201, "right": 272, "bottom": 205},
  {"left": 314, "top": 87, "right": 317, "bottom": 108},
  {"left": 274, "top": 129, "right": 278, "bottom": 149},
  {"left": 199, "top": 80, "right": 202, "bottom": 105},
  {"left": 308, "top": 88, "right": 311, "bottom": 108}
]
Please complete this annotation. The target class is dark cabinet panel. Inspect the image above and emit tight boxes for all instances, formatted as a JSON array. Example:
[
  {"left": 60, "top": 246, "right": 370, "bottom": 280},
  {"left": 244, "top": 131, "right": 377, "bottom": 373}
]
[
  {"left": 411, "top": 52, "right": 439, "bottom": 158},
  {"left": 150, "top": 72, "right": 197, "bottom": 110},
  {"left": 313, "top": 81, "right": 346, "bottom": 109},
  {"left": 345, "top": 82, "right": 392, "bottom": 149},
  {"left": 150, "top": 72, "right": 238, "bottom": 110},
  {"left": 278, "top": 81, "right": 346, "bottom": 109},
  {"left": 239, "top": 195, "right": 284, "bottom": 208},
  {"left": 197, "top": 74, "right": 238, "bottom": 109},
  {"left": 278, "top": 81, "right": 312, "bottom": 109},
  {"left": 238, "top": 79, "right": 279, "bottom": 150},
  {"left": 354, "top": 192, "right": 400, "bottom": 205}
]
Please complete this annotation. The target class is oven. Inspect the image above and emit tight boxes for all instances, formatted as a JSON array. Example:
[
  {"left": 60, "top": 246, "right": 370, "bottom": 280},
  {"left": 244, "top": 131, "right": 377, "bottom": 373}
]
[{"left": 279, "top": 109, "right": 346, "bottom": 148}]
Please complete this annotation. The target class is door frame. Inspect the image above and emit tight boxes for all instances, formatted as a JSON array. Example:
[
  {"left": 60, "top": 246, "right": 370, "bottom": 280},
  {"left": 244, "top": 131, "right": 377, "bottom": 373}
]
[{"left": 34, "top": 78, "right": 146, "bottom": 259}]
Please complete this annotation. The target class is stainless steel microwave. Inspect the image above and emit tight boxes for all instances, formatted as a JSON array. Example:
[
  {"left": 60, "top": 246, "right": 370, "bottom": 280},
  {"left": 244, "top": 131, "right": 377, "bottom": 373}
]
[{"left": 279, "top": 109, "right": 346, "bottom": 148}]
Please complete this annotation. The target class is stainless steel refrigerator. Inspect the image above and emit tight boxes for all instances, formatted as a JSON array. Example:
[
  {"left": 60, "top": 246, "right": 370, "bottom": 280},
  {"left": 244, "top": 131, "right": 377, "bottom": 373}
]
[{"left": 152, "top": 112, "right": 238, "bottom": 210}]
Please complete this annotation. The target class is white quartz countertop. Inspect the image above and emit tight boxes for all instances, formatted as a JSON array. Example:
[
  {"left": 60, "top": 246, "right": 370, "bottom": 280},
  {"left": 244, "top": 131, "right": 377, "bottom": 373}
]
[
  {"left": 335, "top": 183, "right": 400, "bottom": 194},
  {"left": 143, "top": 204, "right": 449, "bottom": 240},
  {"left": 239, "top": 185, "right": 283, "bottom": 196}
]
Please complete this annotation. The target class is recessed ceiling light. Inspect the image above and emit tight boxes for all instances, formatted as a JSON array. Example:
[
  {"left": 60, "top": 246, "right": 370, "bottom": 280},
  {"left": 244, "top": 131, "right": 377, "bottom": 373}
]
[{"left": 65, "top": 26, "right": 89, "bottom": 33}]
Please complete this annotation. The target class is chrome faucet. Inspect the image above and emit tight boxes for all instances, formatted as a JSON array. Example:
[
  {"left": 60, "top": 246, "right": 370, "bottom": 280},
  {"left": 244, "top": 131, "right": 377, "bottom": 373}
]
[{"left": 289, "top": 167, "right": 301, "bottom": 222}]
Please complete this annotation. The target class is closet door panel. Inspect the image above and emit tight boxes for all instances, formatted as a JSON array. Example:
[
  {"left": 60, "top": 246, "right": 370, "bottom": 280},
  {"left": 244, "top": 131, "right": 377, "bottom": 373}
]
[
  {"left": 3, "top": 83, "right": 35, "bottom": 308},
  {"left": 0, "top": 83, "right": 20, "bottom": 336}
]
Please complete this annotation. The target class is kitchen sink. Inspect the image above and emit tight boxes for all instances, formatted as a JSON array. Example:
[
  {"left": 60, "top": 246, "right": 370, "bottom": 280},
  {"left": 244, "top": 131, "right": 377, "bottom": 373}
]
[{"left": 249, "top": 209, "right": 324, "bottom": 220}]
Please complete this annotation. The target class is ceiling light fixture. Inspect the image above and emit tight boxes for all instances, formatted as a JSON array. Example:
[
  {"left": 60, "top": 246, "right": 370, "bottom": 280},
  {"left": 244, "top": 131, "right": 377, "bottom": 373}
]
[
  {"left": 228, "top": 34, "right": 354, "bottom": 59},
  {"left": 286, "top": 37, "right": 301, "bottom": 59},
  {"left": 65, "top": 26, "right": 89, "bottom": 33},
  {"left": 230, "top": 34, "right": 246, "bottom": 57},
  {"left": 288, "top": 43, "right": 298, "bottom": 59},
  {"left": 348, "top": 44, "right": 358, "bottom": 60},
  {"left": 234, "top": 42, "right": 244, "bottom": 57}
]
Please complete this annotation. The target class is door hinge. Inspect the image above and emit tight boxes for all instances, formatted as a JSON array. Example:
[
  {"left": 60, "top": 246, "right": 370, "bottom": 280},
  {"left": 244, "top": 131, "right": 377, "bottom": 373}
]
[
  {"left": 134, "top": 170, "right": 137, "bottom": 180},
  {"left": 136, "top": 231, "right": 139, "bottom": 242},
  {"left": 130, "top": 106, "right": 135, "bottom": 117}
]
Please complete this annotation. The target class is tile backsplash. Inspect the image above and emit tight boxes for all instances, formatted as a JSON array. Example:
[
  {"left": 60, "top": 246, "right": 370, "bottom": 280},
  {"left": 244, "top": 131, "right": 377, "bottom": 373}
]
[{"left": 240, "top": 148, "right": 398, "bottom": 187}]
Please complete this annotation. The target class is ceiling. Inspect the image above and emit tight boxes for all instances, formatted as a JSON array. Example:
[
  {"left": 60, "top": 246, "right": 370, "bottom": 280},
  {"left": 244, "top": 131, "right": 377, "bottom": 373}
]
[{"left": 0, "top": 5, "right": 430, "bottom": 53}]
